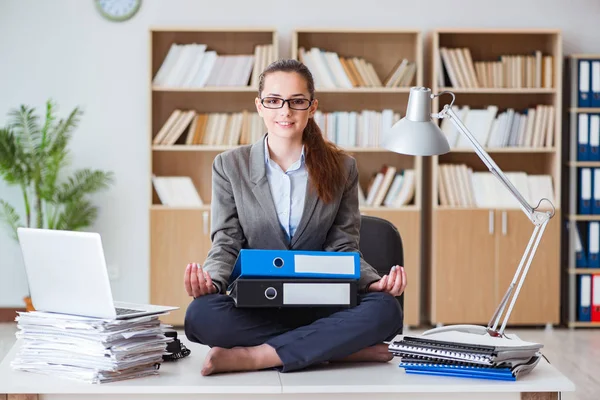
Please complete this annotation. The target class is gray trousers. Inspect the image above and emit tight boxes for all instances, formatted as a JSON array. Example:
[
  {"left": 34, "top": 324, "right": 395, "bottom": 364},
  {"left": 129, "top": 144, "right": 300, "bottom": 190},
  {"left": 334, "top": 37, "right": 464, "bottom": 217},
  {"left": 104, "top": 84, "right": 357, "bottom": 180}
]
[{"left": 184, "top": 291, "right": 403, "bottom": 372}]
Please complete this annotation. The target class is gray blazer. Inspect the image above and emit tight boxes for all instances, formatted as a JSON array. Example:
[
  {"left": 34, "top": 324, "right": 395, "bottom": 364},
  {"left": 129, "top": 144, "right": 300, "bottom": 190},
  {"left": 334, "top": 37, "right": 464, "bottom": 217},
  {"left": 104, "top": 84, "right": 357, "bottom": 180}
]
[{"left": 202, "top": 134, "right": 382, "bottom": 293}]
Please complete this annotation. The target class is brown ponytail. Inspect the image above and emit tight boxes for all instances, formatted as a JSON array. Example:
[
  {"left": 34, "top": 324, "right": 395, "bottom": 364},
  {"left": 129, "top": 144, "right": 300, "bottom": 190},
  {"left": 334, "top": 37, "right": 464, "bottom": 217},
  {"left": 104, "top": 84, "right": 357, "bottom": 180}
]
[{"left": 258, "top": 59, "right": 347, "bottom": 204}]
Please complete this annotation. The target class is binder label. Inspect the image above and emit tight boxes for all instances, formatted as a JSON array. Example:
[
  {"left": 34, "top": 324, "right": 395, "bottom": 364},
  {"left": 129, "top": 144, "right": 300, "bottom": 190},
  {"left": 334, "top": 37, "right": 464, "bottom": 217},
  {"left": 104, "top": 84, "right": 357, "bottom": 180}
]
[
  {"left": 283, "top": 283, "right": 351, "bottom": 305},
  {"left": 293, "top": 254, "right": 356, "bottom": 275}
]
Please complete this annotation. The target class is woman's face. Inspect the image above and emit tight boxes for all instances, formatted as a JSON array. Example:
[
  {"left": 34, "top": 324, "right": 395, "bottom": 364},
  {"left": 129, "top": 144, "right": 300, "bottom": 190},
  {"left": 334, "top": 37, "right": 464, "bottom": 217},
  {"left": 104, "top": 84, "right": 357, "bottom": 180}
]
[{"left": 255, "top": 71, "right": 318, "bottom": 141}]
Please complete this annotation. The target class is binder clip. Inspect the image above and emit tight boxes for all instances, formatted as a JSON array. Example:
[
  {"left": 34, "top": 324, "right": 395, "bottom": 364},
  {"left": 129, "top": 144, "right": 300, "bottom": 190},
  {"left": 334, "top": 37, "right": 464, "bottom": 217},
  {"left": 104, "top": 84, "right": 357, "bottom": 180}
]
[{"left": 162, "top": 330, "right": 191, "bottom": 362}]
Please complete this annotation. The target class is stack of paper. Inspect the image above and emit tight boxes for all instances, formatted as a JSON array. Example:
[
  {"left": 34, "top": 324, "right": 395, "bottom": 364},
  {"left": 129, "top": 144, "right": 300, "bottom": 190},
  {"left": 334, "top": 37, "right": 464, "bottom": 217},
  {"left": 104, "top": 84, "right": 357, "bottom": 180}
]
[
  {"left": 388, "top": 330, "right": 543, "bottom": 381},
  {"left": 11, "top": 311, "right": 172, "bottom": 384}
]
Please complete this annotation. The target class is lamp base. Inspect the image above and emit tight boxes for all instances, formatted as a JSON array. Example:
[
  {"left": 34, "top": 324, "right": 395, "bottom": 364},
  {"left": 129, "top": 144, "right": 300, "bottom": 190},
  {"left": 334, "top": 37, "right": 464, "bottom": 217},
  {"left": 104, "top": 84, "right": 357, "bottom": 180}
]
[{"left": 422, "top": 324, "right": 503, "bottom": 337}]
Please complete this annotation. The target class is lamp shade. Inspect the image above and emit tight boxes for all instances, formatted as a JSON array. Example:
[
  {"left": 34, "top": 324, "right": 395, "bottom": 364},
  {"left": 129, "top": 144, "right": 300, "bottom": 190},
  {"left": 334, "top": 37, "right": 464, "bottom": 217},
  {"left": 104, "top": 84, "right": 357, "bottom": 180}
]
[{"left": 382, "top": 87, "right": 451, "bottom": 156}]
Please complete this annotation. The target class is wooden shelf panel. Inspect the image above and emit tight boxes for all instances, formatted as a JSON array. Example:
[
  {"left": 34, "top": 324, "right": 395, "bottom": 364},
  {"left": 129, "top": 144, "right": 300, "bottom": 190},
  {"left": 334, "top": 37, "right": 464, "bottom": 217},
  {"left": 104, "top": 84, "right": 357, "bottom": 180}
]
[
  {"left": 437, "top": 87, "right": 556, "bottom": 94},
  {"left": 152, "top": 145, "right": 407, "bottom": 153},
  {"left": 450, "top": 147, "right": 557, "bottom": 153},
  {"left": 568, "top": 215, "right": 600, "bottom": 221},
  {"left": 153, "top": 86, "right": 258, "bottom": 92},
  {"left": 567, "top": 161, "right": 600, "bottom": 167},
  {"left": 568, "top": 268, "right": 600, "bottom": 274},
  {"left": 152, "top": 87, "right": 414, "bottom": 94},
  {"left": 150, "top": 204, "right": 419, "bottom": 212},
  {"left": 569, "top": 107, "right": 600, "bottom": 113},
  {"left": 568, "top": 321, "right": 600, "bottom": 328},
  {"left": 151, "top": 205, "right": 211, "bottom": 211}
]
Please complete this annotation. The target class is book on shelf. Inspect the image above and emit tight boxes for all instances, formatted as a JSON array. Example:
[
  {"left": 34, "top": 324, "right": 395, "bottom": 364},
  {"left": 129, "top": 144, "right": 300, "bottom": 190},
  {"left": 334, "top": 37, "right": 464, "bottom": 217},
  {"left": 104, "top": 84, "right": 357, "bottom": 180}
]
[
  {"left": 314, "top": 109, "right": 401, "bottom": 148},
  {"left": 439, "top": 47, "right": 553, "bottom": 89},
  {"left": 298, "top": 46, "right": 416, "bottom": 89},
  {"left": 361, "top": 166, "right": 415, "bottom": 208},
  {"left": 152, "top": 43, "right": 275, "bottom": 88},
  {"left": 152, "top": 175, "right": 203, "bottom": 207},
  {"left": 438, "top": 163, "right": 554, "bottom": 209},
  {"left": 440, "top": 104, "right": 555, "bottom": 149},
  {"left": 153, "top": 109, "right": 267, "bottom": 146}
]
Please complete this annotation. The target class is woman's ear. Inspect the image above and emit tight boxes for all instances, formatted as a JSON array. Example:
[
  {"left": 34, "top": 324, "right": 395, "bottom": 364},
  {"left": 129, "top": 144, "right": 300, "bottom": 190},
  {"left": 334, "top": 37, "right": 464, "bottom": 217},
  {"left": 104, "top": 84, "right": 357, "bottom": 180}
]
[
  {"left": 255, "top": 97, "right": 263, "bottom": 117},
  {"left": 309, "top": 98, "right": 318, "bottom": 118}
]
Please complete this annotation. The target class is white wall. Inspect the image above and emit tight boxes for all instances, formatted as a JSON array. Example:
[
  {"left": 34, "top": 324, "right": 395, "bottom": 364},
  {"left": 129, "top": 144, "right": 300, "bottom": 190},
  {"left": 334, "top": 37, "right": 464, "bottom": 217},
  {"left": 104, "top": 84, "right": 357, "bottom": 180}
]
[{"left": 1, "top": 0, "right": 599, "bottom": 307}]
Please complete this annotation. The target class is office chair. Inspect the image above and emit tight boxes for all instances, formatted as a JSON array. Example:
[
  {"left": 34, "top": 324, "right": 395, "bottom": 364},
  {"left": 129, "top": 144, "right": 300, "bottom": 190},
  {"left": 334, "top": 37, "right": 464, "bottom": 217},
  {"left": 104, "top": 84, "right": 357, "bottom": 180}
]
[{"left": 358, "top": 215, "right": 405, "bottom": 333}]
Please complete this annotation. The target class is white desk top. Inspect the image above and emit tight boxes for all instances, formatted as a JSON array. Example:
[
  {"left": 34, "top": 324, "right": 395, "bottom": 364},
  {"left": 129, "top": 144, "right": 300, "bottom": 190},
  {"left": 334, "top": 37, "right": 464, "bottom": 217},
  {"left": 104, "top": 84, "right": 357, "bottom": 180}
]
[{"left": 0, "top": 337, "right": 575, "bottom": 395}]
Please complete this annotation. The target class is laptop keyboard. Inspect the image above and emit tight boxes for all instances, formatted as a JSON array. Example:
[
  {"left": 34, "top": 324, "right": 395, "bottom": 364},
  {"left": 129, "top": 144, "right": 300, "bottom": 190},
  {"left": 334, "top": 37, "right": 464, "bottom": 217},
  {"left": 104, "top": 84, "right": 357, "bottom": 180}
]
[{"left": 115, "top": 307, "right": 143, "bottom": 315}]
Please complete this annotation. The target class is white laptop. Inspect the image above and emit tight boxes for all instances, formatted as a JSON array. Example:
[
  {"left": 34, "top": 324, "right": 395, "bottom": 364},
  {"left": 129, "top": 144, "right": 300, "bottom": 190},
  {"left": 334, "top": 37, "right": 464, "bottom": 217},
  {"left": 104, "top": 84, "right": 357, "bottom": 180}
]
[{"left": 17, "top": 227, "right": 179, "bottom": 320}]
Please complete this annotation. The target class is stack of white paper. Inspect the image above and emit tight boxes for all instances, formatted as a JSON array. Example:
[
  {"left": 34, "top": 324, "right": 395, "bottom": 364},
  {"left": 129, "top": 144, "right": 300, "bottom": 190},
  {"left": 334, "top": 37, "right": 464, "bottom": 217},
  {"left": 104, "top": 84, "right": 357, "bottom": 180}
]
[{"left": 11, "top": 311, "right": 172, "bottom": 384}]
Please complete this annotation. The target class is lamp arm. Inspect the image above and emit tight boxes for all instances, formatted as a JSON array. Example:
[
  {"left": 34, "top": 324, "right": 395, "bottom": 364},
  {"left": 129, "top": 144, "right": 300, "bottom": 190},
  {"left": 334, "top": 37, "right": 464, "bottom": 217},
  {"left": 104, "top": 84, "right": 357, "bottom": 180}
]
[{"left": 435, "top": 101, "right": 556, "bottom": 337}]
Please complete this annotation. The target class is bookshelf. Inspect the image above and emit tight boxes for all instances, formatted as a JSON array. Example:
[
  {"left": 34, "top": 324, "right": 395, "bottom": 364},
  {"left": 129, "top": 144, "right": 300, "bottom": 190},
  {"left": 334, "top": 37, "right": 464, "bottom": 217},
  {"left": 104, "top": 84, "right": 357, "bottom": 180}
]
[
  {"left": 565, "top": 54, "right": 600, "bottom": 328},
  {"left": 149, "top": 27, "right": 278, "bottom": 325},
  {"left": 430, "top": 29, "right": 563, "bottom": 326},
  {"left": 292, "top": 28, "right": 424, "bottom": 327}
]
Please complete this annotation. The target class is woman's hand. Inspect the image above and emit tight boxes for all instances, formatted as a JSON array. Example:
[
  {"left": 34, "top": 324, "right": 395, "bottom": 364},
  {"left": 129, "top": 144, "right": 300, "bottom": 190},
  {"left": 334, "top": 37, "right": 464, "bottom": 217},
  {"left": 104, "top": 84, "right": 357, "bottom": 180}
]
[
  {"left": 184, "top": 263, "right": 217, "bottom": 298},
  {"left": 367, "top": 265, "right": 406, "bottom": 296}
]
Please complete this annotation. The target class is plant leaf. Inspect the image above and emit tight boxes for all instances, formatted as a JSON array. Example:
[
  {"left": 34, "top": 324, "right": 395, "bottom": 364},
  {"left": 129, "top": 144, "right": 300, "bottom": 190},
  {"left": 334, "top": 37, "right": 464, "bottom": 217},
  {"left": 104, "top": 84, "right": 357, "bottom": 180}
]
[
  {"left": 8, "top": 105, "right": 42, "bottom": 155},
  {"left": 0, "top": 128, "right": 30, "bottom": 185},
  {"left": 55, "top": 169, "right": 114, "bottom": 203},
  {"left": 0, "top": 199, "right": 22, "bottom": 241},
  {"left": 54, "top": 198, "right": 98, "bottom": 231}
]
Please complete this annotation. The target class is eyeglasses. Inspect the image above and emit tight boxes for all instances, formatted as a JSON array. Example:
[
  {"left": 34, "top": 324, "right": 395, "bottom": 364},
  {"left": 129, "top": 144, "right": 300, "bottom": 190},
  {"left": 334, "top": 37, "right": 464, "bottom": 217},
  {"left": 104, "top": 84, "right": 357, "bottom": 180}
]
[{"left": 260, "top": 97, "right": 313, "bottom": 110}]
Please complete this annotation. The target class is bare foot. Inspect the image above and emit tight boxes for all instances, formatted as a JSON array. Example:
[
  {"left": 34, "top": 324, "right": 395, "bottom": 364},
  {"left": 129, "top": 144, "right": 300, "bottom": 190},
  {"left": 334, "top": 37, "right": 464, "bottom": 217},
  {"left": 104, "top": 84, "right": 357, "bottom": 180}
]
[
  {"left": 201, "top": 344, "right": 282, "bottom": 376},
  {"left": 333, "top": 343, "right": 393, "bottom": 363}
]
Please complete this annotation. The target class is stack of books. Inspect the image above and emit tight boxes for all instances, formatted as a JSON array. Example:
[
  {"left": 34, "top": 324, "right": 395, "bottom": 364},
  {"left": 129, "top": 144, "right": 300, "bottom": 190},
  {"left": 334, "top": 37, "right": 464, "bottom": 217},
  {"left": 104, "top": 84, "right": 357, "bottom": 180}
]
[
  {"left": 227, "top": 249, "right": 360, "bottom": 308},
  {"left": 11, "top": 311, "right": 172, "bottom": 384},
  {"left": 388, "top": 330, "right": 544, "bottom": 381}
]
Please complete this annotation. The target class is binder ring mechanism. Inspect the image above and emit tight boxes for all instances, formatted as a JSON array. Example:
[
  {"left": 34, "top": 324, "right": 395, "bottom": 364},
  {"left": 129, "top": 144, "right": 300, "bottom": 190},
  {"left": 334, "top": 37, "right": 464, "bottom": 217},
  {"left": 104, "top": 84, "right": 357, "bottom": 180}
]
[
  {"left": 273, "top": 257, "right": 284, "bottom": 268},
  {"left": 264, "top": 287, "right": 278, "bottom": 300}
]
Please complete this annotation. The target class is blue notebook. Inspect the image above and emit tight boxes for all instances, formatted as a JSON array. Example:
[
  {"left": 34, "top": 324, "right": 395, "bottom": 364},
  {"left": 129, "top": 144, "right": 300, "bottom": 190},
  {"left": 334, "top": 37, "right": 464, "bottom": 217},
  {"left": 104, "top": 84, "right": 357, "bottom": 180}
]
[
  {"left": 399, "top": 362, "right": 516, "bottom": 381},
  {"left": 229, "top": 249, "right": 361, "bottom": 282}
]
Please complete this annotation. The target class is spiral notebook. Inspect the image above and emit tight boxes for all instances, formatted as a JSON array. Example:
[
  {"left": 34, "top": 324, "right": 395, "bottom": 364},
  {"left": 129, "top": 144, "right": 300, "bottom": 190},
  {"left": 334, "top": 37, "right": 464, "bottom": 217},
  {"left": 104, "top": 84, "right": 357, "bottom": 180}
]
[{"left": 390, "top": 331, "right": 543, "bottom": 380}]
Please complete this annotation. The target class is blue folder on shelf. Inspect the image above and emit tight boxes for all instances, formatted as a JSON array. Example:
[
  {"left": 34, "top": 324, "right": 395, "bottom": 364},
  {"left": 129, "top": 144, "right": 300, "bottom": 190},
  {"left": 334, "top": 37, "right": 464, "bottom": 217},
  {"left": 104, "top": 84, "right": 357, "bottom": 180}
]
[{"left": 229, "top": 249, "right": 361, "bottom": 282}]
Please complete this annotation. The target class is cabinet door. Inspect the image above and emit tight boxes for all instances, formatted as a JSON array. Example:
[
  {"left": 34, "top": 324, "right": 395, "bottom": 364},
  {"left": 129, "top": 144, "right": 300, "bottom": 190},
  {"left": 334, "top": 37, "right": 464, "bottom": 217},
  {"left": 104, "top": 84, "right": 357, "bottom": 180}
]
[
  {"left": 432, "top": 209, "right": 497, "bottom": 324},
  {"left": 150, "top": 208, "right": 212, "bottom": 326},
  {"left": 361, "top": 209, "right": 420, "bottom": 327},
  {"left": 495, "top": 210, "right": 560, "bottom": 325}
]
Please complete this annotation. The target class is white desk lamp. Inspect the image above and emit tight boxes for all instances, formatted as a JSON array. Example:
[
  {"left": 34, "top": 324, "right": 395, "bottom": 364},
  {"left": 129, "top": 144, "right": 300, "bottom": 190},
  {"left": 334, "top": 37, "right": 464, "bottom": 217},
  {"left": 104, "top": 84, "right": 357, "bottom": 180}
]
[{"left": 383, "top": 86, "right": 555, "bottom": 338}]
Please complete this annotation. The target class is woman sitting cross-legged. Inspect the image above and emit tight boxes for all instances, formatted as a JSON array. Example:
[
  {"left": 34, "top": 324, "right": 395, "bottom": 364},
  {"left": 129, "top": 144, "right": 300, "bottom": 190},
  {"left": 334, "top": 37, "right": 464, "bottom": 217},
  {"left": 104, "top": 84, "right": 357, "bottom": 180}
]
[{"left": 183, "top": 58, "right": 407, "bottom": 376}]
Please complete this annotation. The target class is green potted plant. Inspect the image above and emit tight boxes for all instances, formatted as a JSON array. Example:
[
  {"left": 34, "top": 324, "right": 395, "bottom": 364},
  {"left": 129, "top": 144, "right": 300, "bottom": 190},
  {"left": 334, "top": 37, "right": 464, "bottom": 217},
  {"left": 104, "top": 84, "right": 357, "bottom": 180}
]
[{"left": 0, "top": 99, "right": 114, "bottom": 310}]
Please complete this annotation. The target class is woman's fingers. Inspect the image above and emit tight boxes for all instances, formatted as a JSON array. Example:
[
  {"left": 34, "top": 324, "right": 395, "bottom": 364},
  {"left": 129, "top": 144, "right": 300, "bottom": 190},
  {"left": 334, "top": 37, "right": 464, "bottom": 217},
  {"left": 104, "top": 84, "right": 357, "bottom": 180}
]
[
  {"left": 203, "top": 270, "right": 216, "bottom": 293},
  {"left": 190, "top": 264, "right": 201, "bottom": 297},
  {"left": 390, "top": 266, "right": 405, "bottom": 296},
  {"left": 386, "top": 267, "right": 397, "bottom": 292},
  {"left": 184, "top": 264, "right": 193, "bottom": 296}
]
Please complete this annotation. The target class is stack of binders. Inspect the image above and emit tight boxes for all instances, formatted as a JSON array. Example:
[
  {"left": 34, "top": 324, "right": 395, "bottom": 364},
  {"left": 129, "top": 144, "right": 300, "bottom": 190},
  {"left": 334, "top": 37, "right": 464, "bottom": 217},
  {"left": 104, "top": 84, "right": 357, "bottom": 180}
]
[
  {"left": 388, "top": 331, "right": 544, "bottom": 381},
  {"left": 227, "top": 249, "right": 360, "bottom": 308}
]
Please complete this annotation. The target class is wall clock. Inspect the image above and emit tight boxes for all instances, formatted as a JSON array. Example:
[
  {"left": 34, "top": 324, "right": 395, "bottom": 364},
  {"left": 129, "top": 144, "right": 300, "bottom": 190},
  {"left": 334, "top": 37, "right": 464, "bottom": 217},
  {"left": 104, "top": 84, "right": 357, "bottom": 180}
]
[{"left": 95, "top": 0, "right": 142, "bottom": 22}]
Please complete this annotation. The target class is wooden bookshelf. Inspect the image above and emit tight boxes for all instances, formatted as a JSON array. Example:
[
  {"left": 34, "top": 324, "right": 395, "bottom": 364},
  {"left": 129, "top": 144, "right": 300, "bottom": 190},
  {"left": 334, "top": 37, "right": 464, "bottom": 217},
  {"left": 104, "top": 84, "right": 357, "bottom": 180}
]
[
  {"left": 429, "top": 29, "right": 563, "bottom": 326},
  {"left": 292, "top": 28, "right": 423, "bottom": 327},
  {"left": 565, "top": 53, "right": 600, "bottom": 328},
  {"left": 149, "top": 27, "right": 278, "bottom": 326}
]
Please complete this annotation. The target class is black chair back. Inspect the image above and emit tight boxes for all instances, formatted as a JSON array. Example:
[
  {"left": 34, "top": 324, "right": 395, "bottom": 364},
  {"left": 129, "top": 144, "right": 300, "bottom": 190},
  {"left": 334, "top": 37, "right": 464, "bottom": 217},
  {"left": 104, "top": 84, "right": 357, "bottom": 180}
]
[{"left": 358, "top": 215, "right": 405, "bottom": 328}]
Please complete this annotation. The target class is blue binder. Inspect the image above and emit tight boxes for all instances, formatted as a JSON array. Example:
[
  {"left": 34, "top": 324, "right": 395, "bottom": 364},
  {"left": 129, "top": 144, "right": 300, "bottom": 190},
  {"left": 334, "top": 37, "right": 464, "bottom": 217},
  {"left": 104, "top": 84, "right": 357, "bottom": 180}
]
[
  {"left": 578, "top": 275, "right": 592, "bottom": 322},
  {"left": 229, "top": 249, "right": 361, "bottom": 282},
  {"left": 579, "top": 60, "right": 591, "bottom": 108},
  {"left": 578, "top": 113, "right": 589, "bottom": 161}
]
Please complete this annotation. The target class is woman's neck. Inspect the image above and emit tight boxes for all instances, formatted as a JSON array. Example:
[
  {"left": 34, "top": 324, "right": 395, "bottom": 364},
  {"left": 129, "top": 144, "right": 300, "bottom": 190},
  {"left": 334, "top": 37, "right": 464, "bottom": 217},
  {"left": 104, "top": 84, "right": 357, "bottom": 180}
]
[{"left": 267, "top": 134, "right": 304, "bottom": 172}]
